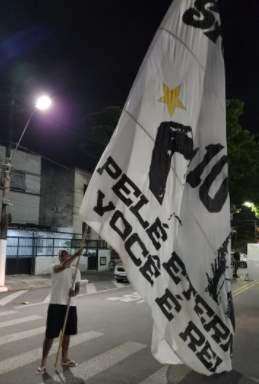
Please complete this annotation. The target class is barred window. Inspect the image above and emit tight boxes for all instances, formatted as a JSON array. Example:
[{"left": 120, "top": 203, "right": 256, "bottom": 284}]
[{"left": 11, "top": 170, "right": 26, "bottom": 192}]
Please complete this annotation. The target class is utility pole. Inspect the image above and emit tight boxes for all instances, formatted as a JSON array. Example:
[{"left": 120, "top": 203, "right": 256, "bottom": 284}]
[
  {"left": 0, "top": 94, "right": 52, "bottom": 291},
  {"left": 0, "top": 97, "right": 14, "bottom": 292}
]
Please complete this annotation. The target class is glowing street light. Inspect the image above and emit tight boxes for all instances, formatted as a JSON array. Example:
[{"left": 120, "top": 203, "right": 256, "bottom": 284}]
[
  {"left": 243, "top": 201, "right": 253, "bottom": 209},
  {"left": 12, "top": 94, "right": 53, "bottom": 160},
  {"left": 35, "top": 94, "right": 52, "bottom": 111}
]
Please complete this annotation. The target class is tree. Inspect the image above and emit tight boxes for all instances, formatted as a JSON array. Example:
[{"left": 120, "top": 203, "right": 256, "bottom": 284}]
[
  {"left": 227, "top": 99, "right": 259, "bottom": 248},
  {"left": 226, "top": 99, "right": 259, "bottom": 210}
]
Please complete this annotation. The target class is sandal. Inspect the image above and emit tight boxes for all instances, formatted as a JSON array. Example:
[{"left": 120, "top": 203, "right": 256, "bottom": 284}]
[
  {"left": 36, "top": 366, "right": 47, "bottom": 374},
  {"left": 62, "top": 359, "right": 78, "bottom": 367}
]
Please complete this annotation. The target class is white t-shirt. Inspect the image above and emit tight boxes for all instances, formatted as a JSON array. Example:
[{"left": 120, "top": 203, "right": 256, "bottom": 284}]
[{"left": 49, "top": 265, "right": 81, "bottom": 306}]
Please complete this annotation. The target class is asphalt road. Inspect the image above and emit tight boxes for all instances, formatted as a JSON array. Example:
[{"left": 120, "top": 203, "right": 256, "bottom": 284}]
[{"left": 0, "top": 279, "right": 258, "bottom": 384}]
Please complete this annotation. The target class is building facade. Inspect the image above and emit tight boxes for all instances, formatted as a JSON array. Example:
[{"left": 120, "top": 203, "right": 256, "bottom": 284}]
[
  {"left": 0, "top": 146, "right": 110, "bottom": 274},
  {"left": 0, "top": 145, "right": 41, "bottom": 226}
]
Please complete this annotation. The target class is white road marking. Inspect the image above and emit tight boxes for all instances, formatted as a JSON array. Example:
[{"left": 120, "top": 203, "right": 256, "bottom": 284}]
[
  {"left": 0, "top": 290, "right": 28, "bottom": 306},
  {"left": 0, "top": 315, "right": 42, "bottom": 329},
  {"left": 14, "top": 284, "right": 130, "bottom": 309},
  {"left": 42, "top": 294, "right": 50, "bottom": 303},
  {"left": 0, "top": 326, "right": 45, "bottom": 346},
  {"left": 139, "top": 366, "right": 168, "bottom": 384},
  {"left": 38, "top": 341, "right": 146, "bottom": 383},
  {"left": 107, "top": 296, "right": 121, "bottom": 301},
  {"left": 107, "top": 291, "right": 142, "bottom": 303},
  {"left": 0, "top": 310, "right": 18, "bottom": 317},
  {"left": 15, "top": 301, "right": 49, "bottom": 309},
  {"left": 0, "top": 330, "right": 103, "bottom": 375}
]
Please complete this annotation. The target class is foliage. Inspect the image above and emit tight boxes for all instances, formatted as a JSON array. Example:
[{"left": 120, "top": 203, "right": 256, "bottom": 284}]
[
  {"left": 81, "top": 100, "right": 259, "bottom": 219},
  {"left": 226, "top": 99, "right": 259, "bottom": 210}
]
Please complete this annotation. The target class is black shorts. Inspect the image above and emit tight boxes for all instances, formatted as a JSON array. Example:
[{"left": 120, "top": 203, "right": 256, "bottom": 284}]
[{"left": 45, "top": 304, "right": 78, "bottom": 338}]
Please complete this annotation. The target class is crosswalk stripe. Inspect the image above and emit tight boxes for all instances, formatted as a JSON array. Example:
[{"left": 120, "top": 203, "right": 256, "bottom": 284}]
[
  {"left": 39, "top": 341, "right": 146, "bottom": 384},
  {"left": 139, "top": 366, "right": 168, "bottom": 384},
  {"left": 42, "top": 294, "right": 50, "bottom": 303},
  {"left": 15, "top": 301, "right": 49, "bottom": 309},
  {"left": 87, "top": 283, "right": 97, "bottom": 294},
  {"left": 0, "top": 315, "right": 42, "bottom": 329},
  {"left": 0, "top": 290, "right": 28, "bottom": 306},
  {"left": 0, "top": 310, "right": 18, "bottom": 317},
  {"left": 0, "top": 331, "right": 103, "bottom": 375},
  {"left": 0, "top": 327, "right": 45, "bottom": 346}
]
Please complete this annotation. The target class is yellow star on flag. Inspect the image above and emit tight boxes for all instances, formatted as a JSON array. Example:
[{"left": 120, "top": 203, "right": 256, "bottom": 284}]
[{"left": 159, "top": 83, "right": 186, "bottom": 115}]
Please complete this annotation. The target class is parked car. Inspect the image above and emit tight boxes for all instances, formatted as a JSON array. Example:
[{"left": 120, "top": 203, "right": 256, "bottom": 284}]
[
  {"left": 113, "top": 264, "right": 129, "bottom": 283},
  {"left": 239, "top": 253, "right": 247, "bottom": 269}
]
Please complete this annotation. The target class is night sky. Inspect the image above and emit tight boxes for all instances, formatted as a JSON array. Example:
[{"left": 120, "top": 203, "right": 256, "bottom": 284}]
[{"left": 0, "top": 0, "right": 258, "bottom": 170}]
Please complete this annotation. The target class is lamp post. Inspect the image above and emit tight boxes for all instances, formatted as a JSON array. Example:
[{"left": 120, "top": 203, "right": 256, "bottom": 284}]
[{"left": 0, "top": 94, "right": 52, "bottom": 292}]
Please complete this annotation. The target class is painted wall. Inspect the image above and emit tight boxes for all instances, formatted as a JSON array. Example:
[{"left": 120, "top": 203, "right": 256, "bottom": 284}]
[
  {"left": 247, "top": 243, "right": 259, "bottom": 280},
  {"left": 98, "top": 249, "right": 111, "bottom": 271},
  {"left": 0, "top": 146, "right": 41, "bottom": 225}
]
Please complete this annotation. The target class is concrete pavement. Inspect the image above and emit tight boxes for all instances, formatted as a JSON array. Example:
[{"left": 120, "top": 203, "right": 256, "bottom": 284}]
[
  {"left": 4, "top": 270, "right": 114, "bottom": 291},
  {"left": 3, "top": 270, "right": 249, "bottom": 292},
  {"left": 5, "top": 274, "right": 51, "bottom": 291},
  {"left": 1, "top": 272, "right": 258, "bottom": 383},
  {"left": 167, "top": 367, "right": 256, "bottom": 384}
]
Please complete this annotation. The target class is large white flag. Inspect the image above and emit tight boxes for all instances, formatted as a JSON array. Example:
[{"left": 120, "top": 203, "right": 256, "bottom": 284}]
[{"left": 80, "top": 0, "right": 234, "bottom": 375}]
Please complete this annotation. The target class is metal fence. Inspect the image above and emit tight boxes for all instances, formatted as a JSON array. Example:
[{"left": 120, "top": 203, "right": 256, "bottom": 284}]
[
  {"left": 7, "top": 235, "right": 108, "bottom": 259},
  {"left": 6, "top": 234, "right": 108, "bottom": 274}
]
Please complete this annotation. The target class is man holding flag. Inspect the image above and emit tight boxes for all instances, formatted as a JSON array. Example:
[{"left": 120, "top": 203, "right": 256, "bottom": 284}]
[{"left": 80, "top": 0, "right": 234, "bottom": 375}]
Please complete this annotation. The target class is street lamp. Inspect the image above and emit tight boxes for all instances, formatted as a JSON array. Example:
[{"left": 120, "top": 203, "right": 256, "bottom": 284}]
[
  {"left": 243, "top": 201, "right": 254, "bottom": 209},
  {"left": 35, "top": 94, "right": 52, "bottom": 111},
  {"left": 0, "top": 94, "right": 53, "bottom": 292}
]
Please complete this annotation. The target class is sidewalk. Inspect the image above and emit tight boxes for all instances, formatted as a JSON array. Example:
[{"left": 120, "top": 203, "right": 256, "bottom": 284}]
[{"left": 4, "top": 270, "right": 114, "bottom": 292}]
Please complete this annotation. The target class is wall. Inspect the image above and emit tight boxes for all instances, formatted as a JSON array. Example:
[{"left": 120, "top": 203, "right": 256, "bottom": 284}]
[
  {"left": 247, "top": 243, "right": 259, "bottom": 280},
  {"left": 98, "top": 249, "right": 111, "bottom": 271},
  {"left": 39, "top": 160, "right": 74, "bottom": 230},
  {"left": 0, "top": 146, "right": 41, "bottom": 225}
]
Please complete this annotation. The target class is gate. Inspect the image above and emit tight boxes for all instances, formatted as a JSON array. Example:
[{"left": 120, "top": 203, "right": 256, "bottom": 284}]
[{"left": 6, "top": 236, "right": 35, "bottom": 275}]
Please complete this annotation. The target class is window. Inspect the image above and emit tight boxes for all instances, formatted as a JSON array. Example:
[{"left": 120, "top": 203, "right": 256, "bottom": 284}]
[{"left": 11, "top": 170, "right": 26, "bottom": 192}]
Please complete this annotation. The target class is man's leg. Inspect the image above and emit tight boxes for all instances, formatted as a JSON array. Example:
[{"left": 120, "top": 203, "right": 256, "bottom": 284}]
[
  {"left": 61, "top": 306, "right": 78, "bottom": 366},
  {"left": 39, "top": 337, "right": 54, "bottom": 368}
]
